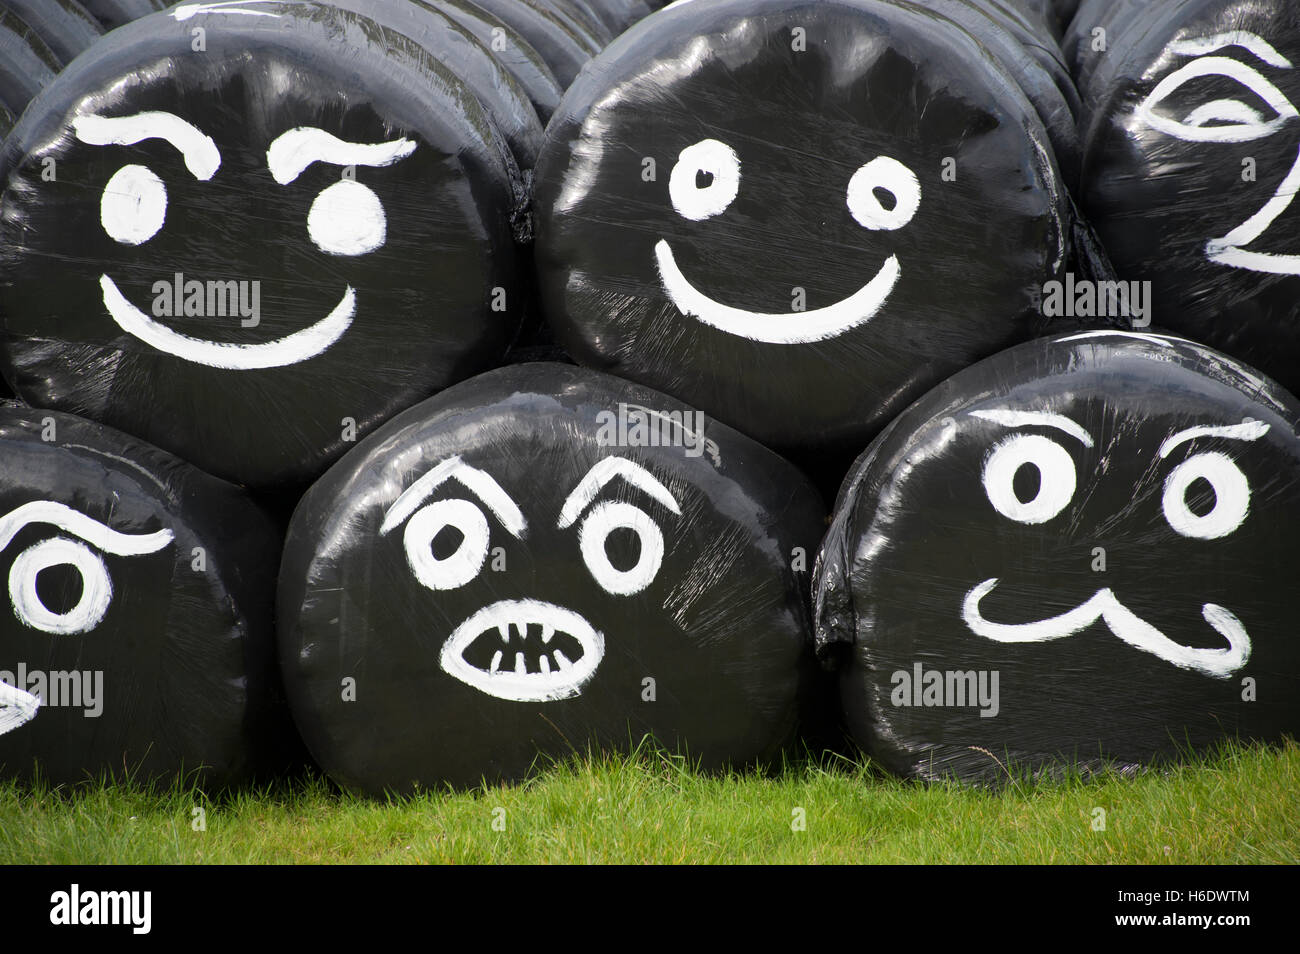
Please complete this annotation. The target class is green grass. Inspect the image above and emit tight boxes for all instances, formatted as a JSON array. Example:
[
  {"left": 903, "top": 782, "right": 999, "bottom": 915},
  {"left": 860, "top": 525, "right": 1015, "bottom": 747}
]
[{"left": 1, "top": 739, "right": 1296, "bottom": 864}]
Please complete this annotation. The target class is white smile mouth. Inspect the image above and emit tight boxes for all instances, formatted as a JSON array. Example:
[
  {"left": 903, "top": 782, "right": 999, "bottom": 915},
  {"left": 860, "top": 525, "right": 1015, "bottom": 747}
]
[
  {"left": 962, "top": 578, "right": 1251, "bottom": 678},
  {"left": 99, "top": 274, "right": 354, "bottom": 370},
  {"left": 440, "top": 598, "right": 605, "bottom": 702},
  {"left": 654, "top": 239, "right": 900, "bottom": 344},
  {"left": 1206, "top": 144, "right": 1300, "bottom": 275},
  {"left": 0, "top": 680, "right": 40, "bottom": 737}
]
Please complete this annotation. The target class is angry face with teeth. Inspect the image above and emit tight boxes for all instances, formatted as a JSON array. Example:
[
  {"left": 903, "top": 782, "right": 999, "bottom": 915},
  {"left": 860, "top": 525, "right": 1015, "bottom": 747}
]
[
  {"left": 1083, "top": 1, "right": 1300, "bottom": 396},
  {"left": 814, "top": 331, "right": 1300, "bottom": 783},
  {"left": 533, "top": 0, "right": 1067, "bottom": 456},
  {"left": 0, "top": 4, "right": 521, "bottom": 488},
  {"left": 278, "top": 363, "right": 826, "bottom": 793}
]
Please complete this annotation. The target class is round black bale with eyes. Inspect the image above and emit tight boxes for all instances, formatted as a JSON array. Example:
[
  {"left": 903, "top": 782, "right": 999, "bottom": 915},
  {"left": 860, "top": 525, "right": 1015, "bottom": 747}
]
[
  {"left": 815, "top": 331, "right": 1300, "bottom": 784},
  {"left": 0, "top": 403, "right": 282, "bottom": 787},
  {"left": 1080, "top": 0, "right": 1300, "bottom": 399},
  {"left": 534, "top": 0, "right": 1070, "bottom": 459},
  {"left": 0, "top": 2, "right": 525, "bottom": 491},
  {"left": 278, "top": 363, "right": 826, "bottom": 793}
]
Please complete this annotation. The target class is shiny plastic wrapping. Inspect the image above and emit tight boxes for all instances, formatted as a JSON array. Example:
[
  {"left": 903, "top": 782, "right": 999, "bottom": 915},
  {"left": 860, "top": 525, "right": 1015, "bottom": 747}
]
[
  {"left": 0, "top": 402, "right": 284, "bottom": 786},
  {"left": 535, "top": 0, "right": 1074, "bottom": 461},
  {"left": 0, "top": 0, "right": 102, "bottom": 66},
  {"left": 0, "top": 2, "right": 525, "bottom": 491},
  {"left": 278, "top": 363, "right": 826, "bottom": 793},
  {"left": 814, "top": 331, "right": 1300, "bottom": 783},
  {"left": 0, "top": 6, "right": 59, "bottom": 119},
  {"left": 79, "top": 0, "right": 167, "bottom": 32},
  {"left": 1079, "top": 0, "right": 1300, "bottom": 400}
]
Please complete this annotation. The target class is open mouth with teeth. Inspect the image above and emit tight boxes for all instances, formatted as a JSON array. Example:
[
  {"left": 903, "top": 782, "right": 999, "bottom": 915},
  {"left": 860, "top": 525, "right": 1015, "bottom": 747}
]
[
  {"left": 440, "top": 599, "right": 605, "bottom": 702},
  {"left": 99, "top": 274, "right": 354, "bottom": 370}
]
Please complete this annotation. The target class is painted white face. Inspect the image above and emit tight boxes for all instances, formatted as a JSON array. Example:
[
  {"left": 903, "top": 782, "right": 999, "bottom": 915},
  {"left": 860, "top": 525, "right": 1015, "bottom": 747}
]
[
  {"left": 1136, "top": 30, "right": 1300, "bottom": 274},
  {"left": 70, "top": 113, "right": 416, "bottom": 370},
  {"left": 960, "top": 407, "right": 1268, "bottom": 678},
  {"left": 0, "top": 502, "right": 173, "bottom": 736},
  {"left": 378, "top": 455, "right": 682, "bottom": 702},
  {"left": 654, "top": 137, "right": 921, "bottom": 344}
]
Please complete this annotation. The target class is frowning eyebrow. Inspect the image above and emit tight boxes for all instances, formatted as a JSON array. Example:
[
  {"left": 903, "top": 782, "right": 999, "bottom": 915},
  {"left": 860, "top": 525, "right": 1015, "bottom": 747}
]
[
  {"left": 0, "top": 501, "right": 173, "bottom": 555},
  {"left": 380, "top": 457, "right": 526, "bottom": 538},
  {"left": 267, "top": 127, "right": 416, "bottom": 184},
  {"left": 557, "top": 457, "right": 681, "bottom": 529},
  {"left": 1158, "top": 419, "right": 1270, "bottom": 458},
  {"left": 1169, "top": 30, "right": 1293, "bottom": 68},
  {"left": 72, "top": 112, "right": 221, "bottom": 180},
  {"left": 970, "top": 409, "right": 1095, "bottom": 448}
]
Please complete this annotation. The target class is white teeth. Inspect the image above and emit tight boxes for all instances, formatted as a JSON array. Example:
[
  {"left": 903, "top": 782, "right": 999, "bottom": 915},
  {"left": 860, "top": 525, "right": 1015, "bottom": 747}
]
[
  {"left": 513, "top": 652, "right": 526, "bottom": 674},
  {"left": 516, "top": 618, "right": 530, "bottom": 639},
  {"left": 489, "top": 650, "right": 503, "bottom": 674},
  {"left": 539, "top": 655, "right": 551, "bottom": 674},
  {"left": 497, "top": 623, "right": 510, "bottom": 644},
  {"left": 542, "top": 624, "right": 554, "bottom": 645},
  {"left": 553, "top": 650, "right": 572, "bottom": 672}
]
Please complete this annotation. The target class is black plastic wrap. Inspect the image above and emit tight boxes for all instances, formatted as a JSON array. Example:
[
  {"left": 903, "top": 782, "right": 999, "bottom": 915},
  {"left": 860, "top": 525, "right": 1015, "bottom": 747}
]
[
  {"left": 1, "top": 0, "right": 102, "bottom": 66},
  {"left": 0, "top": 7, "right": 59, "bottom": 117},
  {"left": 535, "top": 0, "right": 1070, "bottom": 460},
  {"left": 0, "top": 2, "right": 525, "bottom": 491},
  {"left": 815, "top": 330, "right": 1300, "bottom": 783},
  {"left": 79, "top": 0, "right": 165, "bottom": 31},
  {"left": 0, "top": 403, "right": 284, "bottom": 787},
  {"left": 1080, "top": 0, "right": 1300, "bottom": 401},
  {"left": 278, "top": 363, "right": 826, "bottom": 793},
  {"left": 423, "top": 0, "right": 564, "bottom": 122},
  {"left": 464, "top": 0, "right": 597, "bottom": 87}
]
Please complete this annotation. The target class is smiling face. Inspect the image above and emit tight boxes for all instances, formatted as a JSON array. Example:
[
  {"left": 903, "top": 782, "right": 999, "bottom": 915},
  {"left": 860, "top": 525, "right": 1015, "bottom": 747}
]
[
  {"left": 278, "top": 363, "right": 826, "bottom": 793},
  {"left": 1082, "top": 0, "right": 1300, "bottom": 397},
  {"left": 0, "top": 405, "right": 281, "bottom": 785},
  {"left": 0, "top": 4, "right": 521, "bottom": 488},
  {"left": 534, "top": 0, "right": 1066, "bottom": 454},
  {"left": 816, "top": 332, "right": 1300, "bottom": 782}
]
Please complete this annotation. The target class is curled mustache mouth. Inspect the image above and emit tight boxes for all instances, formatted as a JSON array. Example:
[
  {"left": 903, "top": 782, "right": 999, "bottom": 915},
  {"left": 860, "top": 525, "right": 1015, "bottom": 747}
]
[{"left": 962, "top": 578, "right": 1251, "bottom": 678}]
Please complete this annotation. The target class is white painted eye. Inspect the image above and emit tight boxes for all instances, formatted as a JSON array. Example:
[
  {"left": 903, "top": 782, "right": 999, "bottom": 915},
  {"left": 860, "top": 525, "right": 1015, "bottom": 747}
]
[
  {"left": 982, "top": 434, "right": 1076, "bottom": 524},
  {"left": 847, "top": 156, "right": 921, "bottom": 230},
  {"left": 100, "top": 164, "right": 167, "bottom": 245},
  {"left": 1162, "top": 452, "right": 1250, "bottom": 539},
  {"left": 307, "top": 179, "right": 387, "bottom": 255},
  {"left": 8, "top": 537, "right": 112, "bottom": 635},
  {"left": 578, "top": 500, "right": 664, "bottom": 596},
  {"left": 669, "top": 139, "right": 740, "bottom": 221},
  {"left": 403, "top": 499, "right": 489, "bottom": 591},
  {"left": 1137, "top": 56, "right": 1298, "bottom": 143}
]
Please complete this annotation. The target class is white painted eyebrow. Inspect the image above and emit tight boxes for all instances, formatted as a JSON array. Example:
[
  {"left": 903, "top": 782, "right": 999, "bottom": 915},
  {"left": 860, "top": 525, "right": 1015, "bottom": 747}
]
[
  {"left": 72, "top": 112, "right": 221, "bottom": 180},
  {"left": 172, "top": 1, "right": 283, "bottom": 20},
  {"left": 380, "top": 457, "right": 526, "bottom": 538},
  {"left": 0, "top": 501, "right": 173, "bottom": 556},
  {"left": 557, "top": 457, "right": 682, "bottom": 529},
  {"left": 970, "top": 409, "right": 1095, "bottom": 448},
  {"left": 1170, "top": 31, "right": 1292, "bottom": 69},
  {"left": 267, "top": 127, "right": 416, "bottom": 185},
  {"left": 1158, "top": 420, "right": 1270, "bottom": 459}
]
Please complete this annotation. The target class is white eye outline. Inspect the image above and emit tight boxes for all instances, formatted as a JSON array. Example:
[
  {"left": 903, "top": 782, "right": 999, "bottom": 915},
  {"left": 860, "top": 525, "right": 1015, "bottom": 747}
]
[
  {"left": 982, "top": 433, "right": 1077, "bottom": 525},
  {"left": 577, "top": 500, "right": 665, "bottom": 597},
  {"left": 847, "top": 156, "right": 921, "bottom": 231},
  {"left": 669, "top": 139, "right": 741, "bottom": 221},
  {"left": 0, "top": 501, "right": 174, "bottom": 637},
  {"left": 100, "top": 164, "right": 168, "bottom": 245},
  {"left": 402, "top": 498, "right": 492, "bottom": 592},
  {"left": 9, "top": 538, "right": 113, "bottom": 636},
  {"left": 1137, "top": 55, "right": 1298, "bottom": 143},
  {"left": 1162, "top": 451, "right": 1251, "bottom": 539}
]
